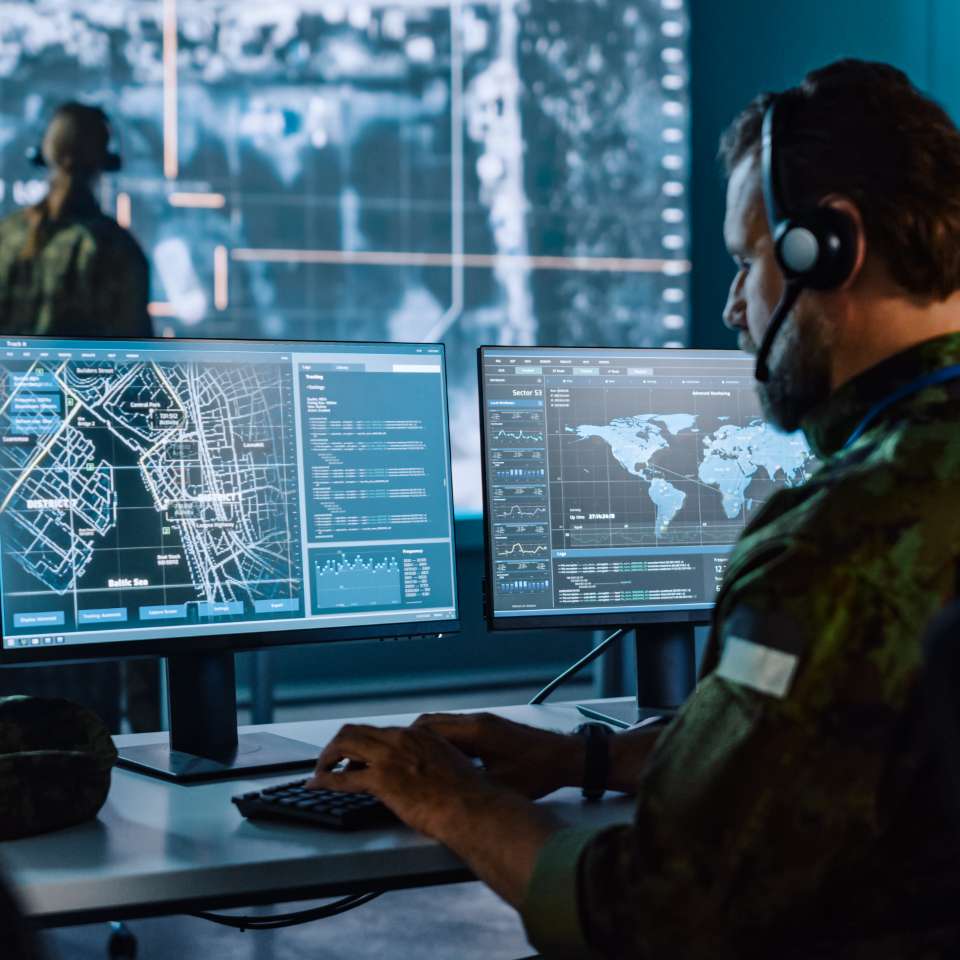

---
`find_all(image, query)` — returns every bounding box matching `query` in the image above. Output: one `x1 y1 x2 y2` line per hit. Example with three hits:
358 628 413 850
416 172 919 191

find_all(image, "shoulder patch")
716 636 798 698
715 605 807 700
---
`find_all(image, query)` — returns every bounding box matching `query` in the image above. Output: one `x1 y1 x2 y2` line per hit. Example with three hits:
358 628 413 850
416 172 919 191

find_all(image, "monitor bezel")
478 343 753 632
0 334 460 666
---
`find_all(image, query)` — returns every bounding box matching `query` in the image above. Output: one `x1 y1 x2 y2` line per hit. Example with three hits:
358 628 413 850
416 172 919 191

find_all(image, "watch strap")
575 722 611 801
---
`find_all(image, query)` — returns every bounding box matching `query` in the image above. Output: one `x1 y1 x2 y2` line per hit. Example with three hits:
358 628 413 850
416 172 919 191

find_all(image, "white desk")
1 700 638 927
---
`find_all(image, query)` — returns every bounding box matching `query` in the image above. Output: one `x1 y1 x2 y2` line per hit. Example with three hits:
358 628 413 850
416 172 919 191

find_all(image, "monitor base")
117 732 318 784
577 622 698 728
576 701 670 729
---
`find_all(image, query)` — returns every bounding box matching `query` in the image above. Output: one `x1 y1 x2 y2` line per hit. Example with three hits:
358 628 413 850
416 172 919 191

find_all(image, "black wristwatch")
575 722 612 801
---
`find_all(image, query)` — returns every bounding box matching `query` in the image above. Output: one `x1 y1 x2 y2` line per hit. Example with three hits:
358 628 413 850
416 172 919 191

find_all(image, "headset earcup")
774 207 858 290
774 221 820 276
25 147 120 173
806 206 858 289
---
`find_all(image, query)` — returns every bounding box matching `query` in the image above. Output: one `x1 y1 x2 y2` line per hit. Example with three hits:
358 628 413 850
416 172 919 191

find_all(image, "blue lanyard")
843 363 960 450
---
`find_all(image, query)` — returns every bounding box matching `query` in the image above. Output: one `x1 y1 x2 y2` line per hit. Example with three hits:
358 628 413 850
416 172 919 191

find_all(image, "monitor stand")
577 622 697 729
117 651 319 783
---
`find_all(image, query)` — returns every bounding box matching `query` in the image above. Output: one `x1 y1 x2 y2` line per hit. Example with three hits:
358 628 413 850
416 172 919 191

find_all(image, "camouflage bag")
0 695 117 841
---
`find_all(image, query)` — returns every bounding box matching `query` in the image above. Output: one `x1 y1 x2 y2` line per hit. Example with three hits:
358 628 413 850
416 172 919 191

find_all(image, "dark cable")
529 628 625 705
192 892 382 931
754 279 803 382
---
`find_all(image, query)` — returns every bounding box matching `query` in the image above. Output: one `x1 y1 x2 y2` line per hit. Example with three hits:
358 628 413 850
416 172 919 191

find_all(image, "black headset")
754 93 858 382
25 104 122 174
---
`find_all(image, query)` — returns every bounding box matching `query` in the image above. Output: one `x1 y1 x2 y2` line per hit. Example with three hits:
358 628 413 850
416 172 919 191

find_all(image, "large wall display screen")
0 1 690 510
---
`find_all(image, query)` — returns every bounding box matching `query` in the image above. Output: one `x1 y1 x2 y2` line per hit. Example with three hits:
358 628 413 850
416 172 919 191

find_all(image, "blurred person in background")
0 101 152 337
0 102 158 732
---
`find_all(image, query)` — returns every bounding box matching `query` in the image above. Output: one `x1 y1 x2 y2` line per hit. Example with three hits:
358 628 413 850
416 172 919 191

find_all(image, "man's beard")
749 299 833 432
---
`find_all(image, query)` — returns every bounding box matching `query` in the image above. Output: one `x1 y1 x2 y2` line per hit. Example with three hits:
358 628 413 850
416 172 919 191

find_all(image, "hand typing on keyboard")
303 717 569 909
411 712 582 799
305 723 500 840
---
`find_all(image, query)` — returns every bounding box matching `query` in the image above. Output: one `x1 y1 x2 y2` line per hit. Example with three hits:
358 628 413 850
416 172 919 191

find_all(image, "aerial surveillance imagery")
0 0 690 511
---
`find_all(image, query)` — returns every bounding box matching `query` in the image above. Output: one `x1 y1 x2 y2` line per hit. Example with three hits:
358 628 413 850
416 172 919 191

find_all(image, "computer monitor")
478 346 817 712
0 336 459 780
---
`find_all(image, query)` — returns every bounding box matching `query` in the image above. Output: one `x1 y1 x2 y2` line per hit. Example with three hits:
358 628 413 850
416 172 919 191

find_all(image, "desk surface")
1 700 638 926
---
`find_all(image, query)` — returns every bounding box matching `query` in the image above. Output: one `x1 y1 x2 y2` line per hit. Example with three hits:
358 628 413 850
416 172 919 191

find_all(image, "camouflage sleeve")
91 232 153 338
521 825 607 959
523 530 949 960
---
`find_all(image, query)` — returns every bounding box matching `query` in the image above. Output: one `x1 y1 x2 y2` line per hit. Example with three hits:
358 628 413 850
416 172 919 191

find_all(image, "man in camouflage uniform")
0 103 157 731
307 60 960 957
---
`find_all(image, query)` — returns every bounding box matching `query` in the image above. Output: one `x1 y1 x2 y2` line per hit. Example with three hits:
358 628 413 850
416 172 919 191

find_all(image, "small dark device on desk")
477 346 818 722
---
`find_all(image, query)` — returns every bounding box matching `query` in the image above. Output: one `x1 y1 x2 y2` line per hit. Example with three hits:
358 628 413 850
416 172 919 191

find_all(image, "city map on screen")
0 0 690 510
0 337 459 649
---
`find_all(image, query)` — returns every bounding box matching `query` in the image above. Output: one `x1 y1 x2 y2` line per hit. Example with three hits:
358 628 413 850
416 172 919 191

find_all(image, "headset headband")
26 104 122 173
761 94 789 232
754 91 857 382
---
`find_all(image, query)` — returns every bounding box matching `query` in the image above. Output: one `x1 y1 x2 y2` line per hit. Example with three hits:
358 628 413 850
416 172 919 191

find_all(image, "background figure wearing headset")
0 103 159 732
0 101 152 337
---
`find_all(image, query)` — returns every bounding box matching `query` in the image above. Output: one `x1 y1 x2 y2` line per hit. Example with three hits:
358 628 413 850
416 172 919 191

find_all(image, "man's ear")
822 195 867 290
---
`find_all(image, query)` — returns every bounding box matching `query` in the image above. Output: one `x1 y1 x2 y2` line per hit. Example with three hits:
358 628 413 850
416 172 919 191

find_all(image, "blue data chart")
307 541 455 617
313 552 403 612
496 578 550 595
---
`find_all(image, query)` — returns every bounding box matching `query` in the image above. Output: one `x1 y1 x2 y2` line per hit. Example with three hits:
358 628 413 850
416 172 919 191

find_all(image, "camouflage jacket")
0 695 117 840
0 189 152 338
522 333 960 959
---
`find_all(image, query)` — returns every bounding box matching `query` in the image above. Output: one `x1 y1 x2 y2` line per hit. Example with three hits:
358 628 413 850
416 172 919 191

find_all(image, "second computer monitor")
479 346 818 629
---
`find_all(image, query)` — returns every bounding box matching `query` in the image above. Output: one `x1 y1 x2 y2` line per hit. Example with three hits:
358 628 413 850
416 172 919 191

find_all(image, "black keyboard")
232 779 397 831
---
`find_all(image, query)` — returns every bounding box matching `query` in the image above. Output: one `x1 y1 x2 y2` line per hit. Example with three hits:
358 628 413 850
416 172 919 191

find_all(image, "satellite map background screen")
480 347 818 625
0 337 458 652
0 0 690 512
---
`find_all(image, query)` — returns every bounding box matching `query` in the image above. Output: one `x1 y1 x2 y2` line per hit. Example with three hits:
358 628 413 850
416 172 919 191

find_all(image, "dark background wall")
689 0 956 348
250 0 960 708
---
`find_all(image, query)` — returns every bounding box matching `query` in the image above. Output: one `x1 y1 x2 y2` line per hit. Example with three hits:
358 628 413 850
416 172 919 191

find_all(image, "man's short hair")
719 59 960 301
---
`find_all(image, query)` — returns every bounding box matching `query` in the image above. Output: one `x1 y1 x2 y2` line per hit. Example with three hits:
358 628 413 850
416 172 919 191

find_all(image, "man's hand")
412 712 582 799
308 719 565 907
306 723 498 839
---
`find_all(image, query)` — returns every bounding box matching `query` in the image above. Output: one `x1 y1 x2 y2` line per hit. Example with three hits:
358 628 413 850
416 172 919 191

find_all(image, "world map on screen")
571 415 817 537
